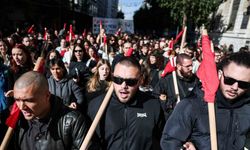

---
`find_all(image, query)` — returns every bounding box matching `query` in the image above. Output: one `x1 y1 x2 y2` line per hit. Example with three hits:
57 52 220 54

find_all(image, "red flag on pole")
63 23 67 30
174 29 184 44
27 25 34 34
196 35 219 103
43 27 48 40
103 35 107 45
115 28 121 36
5 103 20 129
161 57 176 77
82 29 86 38
126 48 134 57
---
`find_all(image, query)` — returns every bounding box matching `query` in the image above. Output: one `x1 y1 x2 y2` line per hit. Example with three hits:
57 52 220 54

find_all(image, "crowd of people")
0 25 249 150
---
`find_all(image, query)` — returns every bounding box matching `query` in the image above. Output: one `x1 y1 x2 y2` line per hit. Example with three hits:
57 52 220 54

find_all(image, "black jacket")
161 87 250 150
88 91 165 150
153 73 199 112
13 95 99 150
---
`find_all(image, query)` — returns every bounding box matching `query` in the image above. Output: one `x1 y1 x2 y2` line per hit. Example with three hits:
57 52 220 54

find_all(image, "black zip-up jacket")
88 91 165 150
161 87 250 150
13 95 99 150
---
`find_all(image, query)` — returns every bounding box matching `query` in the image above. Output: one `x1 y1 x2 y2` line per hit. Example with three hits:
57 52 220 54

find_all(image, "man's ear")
218 70 222 80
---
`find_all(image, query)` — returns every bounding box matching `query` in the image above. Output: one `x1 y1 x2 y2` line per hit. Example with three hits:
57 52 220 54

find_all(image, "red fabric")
6 103 20 129
115 28 121 36
60 49 67 57
63 23 67 30
169 40 174 49
103 35 107 44
174 29 184 44
196 35 219 103
27 25 34 34
126 48 134 57
69 25 75 41
43 28 47 40
161 57 176 77
82 29 86 38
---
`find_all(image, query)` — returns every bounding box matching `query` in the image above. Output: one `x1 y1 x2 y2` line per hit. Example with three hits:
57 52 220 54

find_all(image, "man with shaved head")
12 71 98 150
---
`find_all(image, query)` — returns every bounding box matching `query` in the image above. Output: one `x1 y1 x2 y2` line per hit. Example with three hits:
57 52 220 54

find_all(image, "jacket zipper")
225 109 233 150
123 105 128 150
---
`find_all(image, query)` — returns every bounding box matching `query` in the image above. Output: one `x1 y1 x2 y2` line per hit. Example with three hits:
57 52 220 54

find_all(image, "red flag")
82 29 86 38
103 35 107 45
173 29 184 44
43 27 47 40
196 35 219 103
126 48 134 57
169 40 174 50
161 57 176 77
27 25 34 34
63 23 67 30
6 103 20 129
115 28 121 36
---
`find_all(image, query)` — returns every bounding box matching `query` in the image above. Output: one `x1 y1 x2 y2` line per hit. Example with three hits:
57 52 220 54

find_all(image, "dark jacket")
47 76 84 106
69 61 89 87
88 91 165 150
13 95 99 150
161 87 250 150
153 73 199 113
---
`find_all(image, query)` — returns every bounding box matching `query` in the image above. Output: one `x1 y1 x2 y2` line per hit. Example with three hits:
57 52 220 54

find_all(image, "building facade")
211 0 250 51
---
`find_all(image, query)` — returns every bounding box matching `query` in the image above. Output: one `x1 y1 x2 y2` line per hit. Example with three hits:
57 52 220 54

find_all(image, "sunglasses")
222 72 250 89
112 76 139 86
74 50 83 53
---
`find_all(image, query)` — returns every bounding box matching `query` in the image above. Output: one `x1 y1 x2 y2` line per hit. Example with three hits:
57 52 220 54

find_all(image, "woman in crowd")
0 40 10 66
44 49 62 78
8 44 33 90
69 45 89 88
85 59 111 103
47 58 84 110
86 46 99 74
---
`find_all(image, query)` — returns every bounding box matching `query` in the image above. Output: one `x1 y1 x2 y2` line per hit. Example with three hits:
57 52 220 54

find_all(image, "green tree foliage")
157 0 222 27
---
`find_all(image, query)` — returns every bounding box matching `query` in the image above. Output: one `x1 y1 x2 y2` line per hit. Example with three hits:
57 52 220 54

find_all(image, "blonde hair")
87 59 112 92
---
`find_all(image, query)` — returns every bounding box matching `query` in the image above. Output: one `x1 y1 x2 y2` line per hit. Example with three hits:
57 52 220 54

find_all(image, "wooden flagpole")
80 84 114 150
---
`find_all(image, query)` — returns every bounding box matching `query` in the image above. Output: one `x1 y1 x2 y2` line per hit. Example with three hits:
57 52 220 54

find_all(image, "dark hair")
219 51 250 70
115 56 141 74
176 53 192 65
48 58 67 77
70 45 86 62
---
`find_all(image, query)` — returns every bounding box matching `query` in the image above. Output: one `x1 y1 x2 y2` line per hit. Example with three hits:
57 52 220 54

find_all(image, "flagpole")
180 26 187 52
80 84 114 150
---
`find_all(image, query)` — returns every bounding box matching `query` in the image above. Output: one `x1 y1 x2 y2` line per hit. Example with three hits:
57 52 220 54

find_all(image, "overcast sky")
118 0 144 20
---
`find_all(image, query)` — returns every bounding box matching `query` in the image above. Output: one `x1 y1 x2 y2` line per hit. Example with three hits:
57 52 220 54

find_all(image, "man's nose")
231 82 239 90
18 101 26 110
121 81 128 88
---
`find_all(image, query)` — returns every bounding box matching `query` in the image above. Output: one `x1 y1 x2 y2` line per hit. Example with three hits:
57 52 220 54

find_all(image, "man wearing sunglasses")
88 56 165 150
161 51 250 150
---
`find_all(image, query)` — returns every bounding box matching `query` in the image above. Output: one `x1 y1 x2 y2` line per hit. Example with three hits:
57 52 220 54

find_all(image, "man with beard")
153 53 199 119
88 56 165 150
161 51 250 150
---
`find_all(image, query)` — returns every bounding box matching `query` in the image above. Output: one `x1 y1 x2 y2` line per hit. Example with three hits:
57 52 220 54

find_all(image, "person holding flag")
153 53 199 119
160 30 250 150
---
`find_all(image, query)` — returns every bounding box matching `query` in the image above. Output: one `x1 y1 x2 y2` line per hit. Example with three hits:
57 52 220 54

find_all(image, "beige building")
211 0 250 51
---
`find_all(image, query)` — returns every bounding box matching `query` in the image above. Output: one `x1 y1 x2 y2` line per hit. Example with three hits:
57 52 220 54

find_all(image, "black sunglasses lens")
224 76 250 89
113 76 123 84
224 77 236 85
238 81 250 89
125 79 138 86
113 77 138 86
